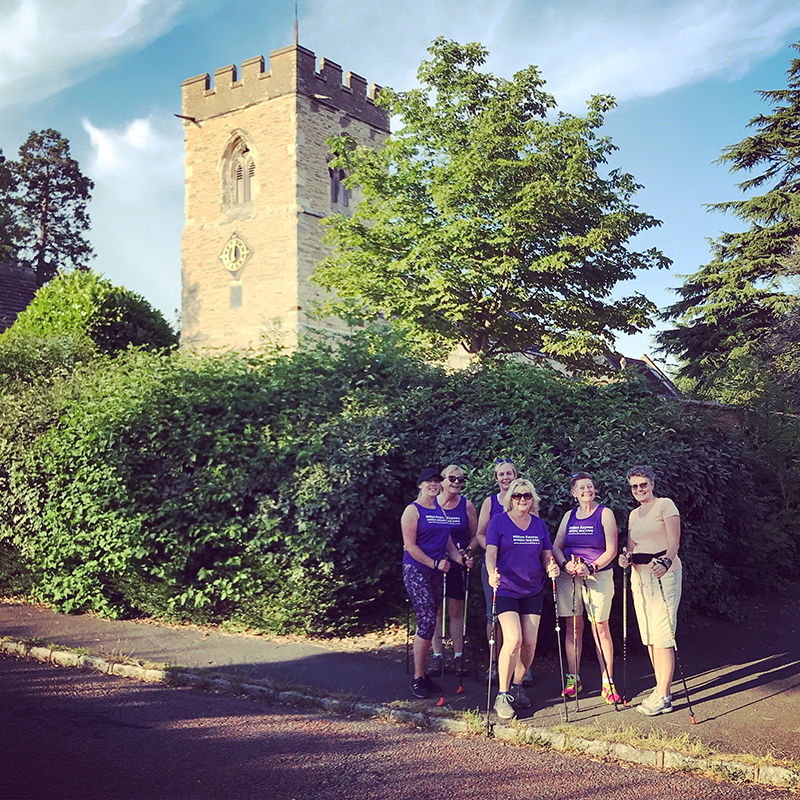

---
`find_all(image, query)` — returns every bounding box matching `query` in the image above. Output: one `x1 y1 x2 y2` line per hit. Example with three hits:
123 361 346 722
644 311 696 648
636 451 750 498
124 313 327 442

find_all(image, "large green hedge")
0 328 797 632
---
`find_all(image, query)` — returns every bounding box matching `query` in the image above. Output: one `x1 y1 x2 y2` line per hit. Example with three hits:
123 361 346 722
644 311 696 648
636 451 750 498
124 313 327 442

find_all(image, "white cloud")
300 0 800 109
0 0 189 110
82 113 184 323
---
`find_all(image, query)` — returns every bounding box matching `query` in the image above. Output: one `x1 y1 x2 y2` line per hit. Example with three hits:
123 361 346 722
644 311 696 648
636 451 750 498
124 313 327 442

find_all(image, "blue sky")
1 0 799 361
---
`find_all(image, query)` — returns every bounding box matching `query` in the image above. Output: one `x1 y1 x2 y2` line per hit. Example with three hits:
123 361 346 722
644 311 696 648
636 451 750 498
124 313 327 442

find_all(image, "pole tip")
691 716 697 724
436 696 445 706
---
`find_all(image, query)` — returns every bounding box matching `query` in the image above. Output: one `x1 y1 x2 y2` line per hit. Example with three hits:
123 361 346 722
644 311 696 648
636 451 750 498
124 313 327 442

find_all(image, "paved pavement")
1 593 799 765
2 656 795 800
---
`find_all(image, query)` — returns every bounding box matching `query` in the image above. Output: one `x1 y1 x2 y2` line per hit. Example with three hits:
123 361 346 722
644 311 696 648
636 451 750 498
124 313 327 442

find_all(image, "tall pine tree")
15 129 94 285
0 149 21 265
659 42 800 409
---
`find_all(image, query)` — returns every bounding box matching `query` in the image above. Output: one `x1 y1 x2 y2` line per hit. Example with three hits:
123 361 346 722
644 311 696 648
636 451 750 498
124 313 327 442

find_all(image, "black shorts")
495 591 544 617
445 564 467 600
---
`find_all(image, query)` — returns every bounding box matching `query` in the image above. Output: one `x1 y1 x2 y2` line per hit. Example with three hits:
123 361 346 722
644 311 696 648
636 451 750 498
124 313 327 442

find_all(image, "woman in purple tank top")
552 471 620 704
431 464 478 676
401 467 473 699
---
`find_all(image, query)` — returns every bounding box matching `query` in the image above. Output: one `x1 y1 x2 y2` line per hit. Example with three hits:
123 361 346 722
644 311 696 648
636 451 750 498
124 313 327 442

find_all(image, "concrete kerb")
2 637 798 791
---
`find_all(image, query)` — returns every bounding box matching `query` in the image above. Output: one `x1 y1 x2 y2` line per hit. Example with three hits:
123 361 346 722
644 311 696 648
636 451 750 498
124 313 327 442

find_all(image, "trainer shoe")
637 692 673 716
522 667 534 687
562 674 582 697
509 683 531 709
411 678 429 699
422 674 441 694
430 653 444 675
601 681 622 705
453 655 465 677
494 692 516 719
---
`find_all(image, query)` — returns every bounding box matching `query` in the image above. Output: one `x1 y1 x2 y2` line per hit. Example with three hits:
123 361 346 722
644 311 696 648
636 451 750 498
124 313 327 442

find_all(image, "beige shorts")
631 568 682 648
555 569 614 622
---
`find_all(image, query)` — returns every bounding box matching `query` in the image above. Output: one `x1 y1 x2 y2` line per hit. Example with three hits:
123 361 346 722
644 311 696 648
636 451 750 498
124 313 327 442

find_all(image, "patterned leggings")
403 562 444 641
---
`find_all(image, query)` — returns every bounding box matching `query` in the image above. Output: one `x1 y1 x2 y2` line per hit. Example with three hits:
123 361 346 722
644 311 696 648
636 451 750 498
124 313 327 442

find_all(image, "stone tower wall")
180 45 389 350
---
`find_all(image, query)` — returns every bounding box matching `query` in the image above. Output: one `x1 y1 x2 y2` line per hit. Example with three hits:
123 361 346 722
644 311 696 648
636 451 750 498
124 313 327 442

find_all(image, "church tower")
179 43 389 349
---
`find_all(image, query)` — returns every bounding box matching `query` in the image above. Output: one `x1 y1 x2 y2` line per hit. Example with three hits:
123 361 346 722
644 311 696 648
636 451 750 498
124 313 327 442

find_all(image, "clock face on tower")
219 233 251 275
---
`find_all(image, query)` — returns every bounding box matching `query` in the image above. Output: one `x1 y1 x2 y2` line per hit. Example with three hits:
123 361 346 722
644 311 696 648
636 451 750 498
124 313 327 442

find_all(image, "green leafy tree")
314 38 669 366
14 129 94 285
0 149 21 264
659 42 800 409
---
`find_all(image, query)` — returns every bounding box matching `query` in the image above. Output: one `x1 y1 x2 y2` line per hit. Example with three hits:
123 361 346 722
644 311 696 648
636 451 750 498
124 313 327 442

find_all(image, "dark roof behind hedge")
0 263 37 332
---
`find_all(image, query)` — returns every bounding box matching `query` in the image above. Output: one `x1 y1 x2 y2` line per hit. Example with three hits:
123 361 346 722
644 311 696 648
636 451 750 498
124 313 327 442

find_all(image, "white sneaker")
637 693 673 716
494 692 516 719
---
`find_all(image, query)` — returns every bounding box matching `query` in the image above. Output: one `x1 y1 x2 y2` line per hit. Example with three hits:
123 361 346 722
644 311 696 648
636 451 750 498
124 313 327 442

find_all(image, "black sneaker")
411 678 429 699
422 674 441 693
453 655 464 677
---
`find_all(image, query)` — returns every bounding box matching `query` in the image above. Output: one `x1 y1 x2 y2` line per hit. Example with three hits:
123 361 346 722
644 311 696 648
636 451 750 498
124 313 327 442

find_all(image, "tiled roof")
0 262 37 332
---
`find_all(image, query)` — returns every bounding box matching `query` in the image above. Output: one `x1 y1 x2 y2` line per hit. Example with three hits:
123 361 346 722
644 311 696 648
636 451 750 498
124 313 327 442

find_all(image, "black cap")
417 467 443 485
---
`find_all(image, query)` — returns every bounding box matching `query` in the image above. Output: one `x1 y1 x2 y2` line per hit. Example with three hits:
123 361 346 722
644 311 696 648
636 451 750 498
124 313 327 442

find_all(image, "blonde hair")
441 464 463 478
494 459 517 478
503 478 541 515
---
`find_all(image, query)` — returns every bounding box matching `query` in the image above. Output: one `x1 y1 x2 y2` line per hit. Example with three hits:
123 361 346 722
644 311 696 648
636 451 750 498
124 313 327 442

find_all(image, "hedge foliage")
0 328 798 633
7 269 177 359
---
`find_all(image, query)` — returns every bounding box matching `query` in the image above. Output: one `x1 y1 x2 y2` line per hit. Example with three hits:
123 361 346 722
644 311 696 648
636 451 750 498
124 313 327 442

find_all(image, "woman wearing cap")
476 458 518 683
618 465 682 716
485 477 559 719
552 471 620 704
402 467 473 699
431 464 478 677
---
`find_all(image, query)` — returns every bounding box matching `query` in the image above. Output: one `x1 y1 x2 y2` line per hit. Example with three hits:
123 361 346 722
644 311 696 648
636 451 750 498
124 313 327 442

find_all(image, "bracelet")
560 560 568 571
587 562 597 575
433 559 440 571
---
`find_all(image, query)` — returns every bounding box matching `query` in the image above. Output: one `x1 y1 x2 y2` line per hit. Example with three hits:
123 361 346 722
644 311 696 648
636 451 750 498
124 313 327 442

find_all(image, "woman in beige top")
618 465 682 716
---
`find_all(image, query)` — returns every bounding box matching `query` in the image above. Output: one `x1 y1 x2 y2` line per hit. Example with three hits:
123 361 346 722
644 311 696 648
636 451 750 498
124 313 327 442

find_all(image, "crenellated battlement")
181 44 389 131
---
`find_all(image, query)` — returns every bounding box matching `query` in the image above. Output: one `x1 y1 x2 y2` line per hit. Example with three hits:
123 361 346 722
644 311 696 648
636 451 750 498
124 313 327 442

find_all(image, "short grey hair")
626 465 656 484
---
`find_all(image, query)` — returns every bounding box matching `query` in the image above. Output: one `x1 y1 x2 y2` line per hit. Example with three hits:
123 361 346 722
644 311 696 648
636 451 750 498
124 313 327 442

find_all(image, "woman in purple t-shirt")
485 478 559 720
553 471 620 704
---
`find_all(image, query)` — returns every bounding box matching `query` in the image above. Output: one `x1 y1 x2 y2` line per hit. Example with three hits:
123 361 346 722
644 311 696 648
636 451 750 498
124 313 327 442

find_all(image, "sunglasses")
446 476 466 484
630 482 649 490
495 458 515 465
511 492 533 500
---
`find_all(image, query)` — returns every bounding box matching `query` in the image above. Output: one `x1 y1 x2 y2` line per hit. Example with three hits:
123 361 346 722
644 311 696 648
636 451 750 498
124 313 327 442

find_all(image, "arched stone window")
222 133 256 207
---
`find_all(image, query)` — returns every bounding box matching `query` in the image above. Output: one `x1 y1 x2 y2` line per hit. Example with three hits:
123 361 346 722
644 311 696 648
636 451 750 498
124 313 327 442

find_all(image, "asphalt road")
0 656 793 800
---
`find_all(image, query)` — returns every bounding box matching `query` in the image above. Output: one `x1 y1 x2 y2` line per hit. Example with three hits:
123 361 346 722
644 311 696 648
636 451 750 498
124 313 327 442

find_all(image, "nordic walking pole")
405 597 410 675
550 558 568 722
436 571 447 706
622 554 628 706
581 572 619 711
571 555 580 714
485 585 497 738
457 560 469 694
658 575 697 724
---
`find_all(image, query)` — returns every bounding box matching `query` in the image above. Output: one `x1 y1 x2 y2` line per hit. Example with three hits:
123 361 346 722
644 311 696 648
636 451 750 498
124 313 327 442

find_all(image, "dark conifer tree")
659 41 800 409
14 129 94 285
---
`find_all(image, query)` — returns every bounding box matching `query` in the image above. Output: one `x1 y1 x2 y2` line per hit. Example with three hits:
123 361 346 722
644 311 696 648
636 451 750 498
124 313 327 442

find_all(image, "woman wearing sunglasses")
476 458 518 683
431 464 478 676
552 471 620 704
618 465 682 716
485 478 560 719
